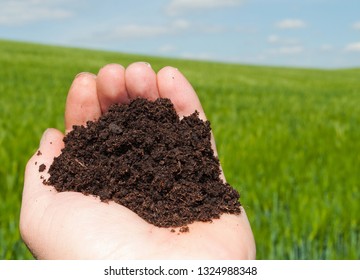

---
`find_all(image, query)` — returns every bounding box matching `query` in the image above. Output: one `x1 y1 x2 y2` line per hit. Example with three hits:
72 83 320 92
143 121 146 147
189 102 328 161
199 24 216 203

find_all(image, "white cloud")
267 34 299 45
267 35 280 44
181 51 215 61
278 46 304 54
171 19 191 30
199 24 226 33
158 44 177 53
345 42 360 52
166 0 244 15
276 19 306 29
0 0 73 25
173 18 224 34
94 20 191 41
320 44 333 51
353 21 360 30
105 18 223 41
268 46 304 55
104 25 169 40
235 26 258 34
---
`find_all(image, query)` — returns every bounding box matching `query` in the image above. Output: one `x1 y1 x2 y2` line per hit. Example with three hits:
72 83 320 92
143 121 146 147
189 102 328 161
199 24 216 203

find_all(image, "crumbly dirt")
38 164 46 172
45 98 241 227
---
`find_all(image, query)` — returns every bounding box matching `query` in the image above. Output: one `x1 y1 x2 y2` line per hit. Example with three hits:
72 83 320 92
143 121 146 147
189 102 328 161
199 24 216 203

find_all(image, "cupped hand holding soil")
20 62 255 259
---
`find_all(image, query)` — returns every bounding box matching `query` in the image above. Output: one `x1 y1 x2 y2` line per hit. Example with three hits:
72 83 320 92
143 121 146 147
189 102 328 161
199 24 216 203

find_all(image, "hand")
20 62 256 259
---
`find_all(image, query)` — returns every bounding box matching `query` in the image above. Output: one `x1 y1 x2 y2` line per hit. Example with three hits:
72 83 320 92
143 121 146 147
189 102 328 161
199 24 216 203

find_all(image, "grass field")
0 39 359 259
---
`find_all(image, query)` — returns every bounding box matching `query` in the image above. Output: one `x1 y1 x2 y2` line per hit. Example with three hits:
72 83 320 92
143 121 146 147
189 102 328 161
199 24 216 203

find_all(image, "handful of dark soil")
46 98 241 227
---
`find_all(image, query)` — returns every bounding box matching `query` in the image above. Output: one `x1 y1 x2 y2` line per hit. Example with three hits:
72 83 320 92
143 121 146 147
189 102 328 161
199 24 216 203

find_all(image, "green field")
0 39 359 259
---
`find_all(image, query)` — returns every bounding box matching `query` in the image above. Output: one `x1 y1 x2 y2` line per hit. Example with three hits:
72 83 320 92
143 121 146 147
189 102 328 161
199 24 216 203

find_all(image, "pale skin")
20 62 256 259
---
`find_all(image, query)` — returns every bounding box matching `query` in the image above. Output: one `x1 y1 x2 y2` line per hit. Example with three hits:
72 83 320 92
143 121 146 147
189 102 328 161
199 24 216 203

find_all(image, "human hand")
20 62 256 259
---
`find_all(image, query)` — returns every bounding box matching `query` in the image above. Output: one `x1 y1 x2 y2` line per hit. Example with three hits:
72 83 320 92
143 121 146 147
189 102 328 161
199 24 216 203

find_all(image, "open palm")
20 63 255 259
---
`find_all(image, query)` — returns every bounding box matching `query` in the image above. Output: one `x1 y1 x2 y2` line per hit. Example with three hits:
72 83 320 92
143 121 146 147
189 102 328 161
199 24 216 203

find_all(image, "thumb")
20 128 64 258
22 128 64 201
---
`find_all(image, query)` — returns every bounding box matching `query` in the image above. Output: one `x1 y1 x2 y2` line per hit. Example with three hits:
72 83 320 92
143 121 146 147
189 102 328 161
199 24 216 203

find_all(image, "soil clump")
45 98 241 227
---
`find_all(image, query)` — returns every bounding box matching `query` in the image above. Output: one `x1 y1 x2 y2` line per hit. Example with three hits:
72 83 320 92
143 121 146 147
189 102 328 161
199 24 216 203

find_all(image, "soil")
38 164 46 172
45 98 241 227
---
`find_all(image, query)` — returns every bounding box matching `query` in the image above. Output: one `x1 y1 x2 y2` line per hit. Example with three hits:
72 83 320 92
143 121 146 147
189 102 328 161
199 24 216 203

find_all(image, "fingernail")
142 62 152 68
99 64 125 73
40 128 51 146
108 63 125 69
75 72 96 79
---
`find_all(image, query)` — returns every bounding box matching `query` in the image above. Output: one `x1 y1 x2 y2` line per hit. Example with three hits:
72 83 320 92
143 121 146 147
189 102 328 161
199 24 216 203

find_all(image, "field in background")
0 40 359 259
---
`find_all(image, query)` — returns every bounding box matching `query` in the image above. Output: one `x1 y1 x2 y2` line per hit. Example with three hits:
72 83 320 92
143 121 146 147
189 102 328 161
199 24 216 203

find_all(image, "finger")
157 66 224 179
156 66 206 120
125 62 159 101
65 72 101 133
20 128 64 257
22 128 64 201
97 64 129 113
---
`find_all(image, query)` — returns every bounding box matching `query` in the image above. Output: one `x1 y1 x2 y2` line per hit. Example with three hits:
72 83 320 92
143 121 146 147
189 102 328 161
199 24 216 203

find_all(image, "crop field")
0 39 359 259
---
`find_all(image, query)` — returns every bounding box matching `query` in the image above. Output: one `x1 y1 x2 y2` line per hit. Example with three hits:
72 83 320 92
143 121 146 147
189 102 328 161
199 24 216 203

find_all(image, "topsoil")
45 98 241 228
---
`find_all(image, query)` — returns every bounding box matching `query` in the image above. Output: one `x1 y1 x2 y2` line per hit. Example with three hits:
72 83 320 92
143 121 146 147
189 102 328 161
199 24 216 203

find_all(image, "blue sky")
0 0 360 68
